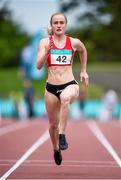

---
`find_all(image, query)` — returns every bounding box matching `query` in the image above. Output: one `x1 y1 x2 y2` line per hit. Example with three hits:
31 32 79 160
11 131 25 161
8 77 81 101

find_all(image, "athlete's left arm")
72 38 89 86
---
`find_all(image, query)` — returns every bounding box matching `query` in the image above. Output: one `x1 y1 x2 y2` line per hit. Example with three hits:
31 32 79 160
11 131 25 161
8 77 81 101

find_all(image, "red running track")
0 118 121 180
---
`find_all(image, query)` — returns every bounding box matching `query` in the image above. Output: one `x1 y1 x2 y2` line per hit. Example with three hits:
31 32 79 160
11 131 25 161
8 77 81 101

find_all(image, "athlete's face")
51 15 67 36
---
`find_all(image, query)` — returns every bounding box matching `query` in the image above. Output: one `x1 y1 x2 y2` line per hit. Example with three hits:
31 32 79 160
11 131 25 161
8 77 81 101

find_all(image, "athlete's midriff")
47 65 75 85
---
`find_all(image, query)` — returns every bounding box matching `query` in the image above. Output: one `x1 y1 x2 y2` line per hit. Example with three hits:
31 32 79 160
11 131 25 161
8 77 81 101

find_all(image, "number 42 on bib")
50 49 72 65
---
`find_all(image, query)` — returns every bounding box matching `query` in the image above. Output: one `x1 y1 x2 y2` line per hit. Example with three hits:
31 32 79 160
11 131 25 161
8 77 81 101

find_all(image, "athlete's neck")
53 34 66 42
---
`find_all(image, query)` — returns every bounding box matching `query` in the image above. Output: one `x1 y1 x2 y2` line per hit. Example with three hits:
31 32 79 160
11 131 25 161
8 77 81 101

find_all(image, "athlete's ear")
47 27 53 35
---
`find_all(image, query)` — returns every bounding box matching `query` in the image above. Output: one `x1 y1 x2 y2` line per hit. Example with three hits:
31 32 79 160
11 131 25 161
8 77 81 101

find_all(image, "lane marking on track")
0 159 116 164
7 179 117 180
0 163 118 168
87 121 121 168
0 121 39 136
0 130 49 180
0 160 118 168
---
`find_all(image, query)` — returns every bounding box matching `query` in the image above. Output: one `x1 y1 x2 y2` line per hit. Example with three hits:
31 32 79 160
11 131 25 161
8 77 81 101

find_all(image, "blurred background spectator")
78 88 86 117
99 89 118 122
23 79 34 119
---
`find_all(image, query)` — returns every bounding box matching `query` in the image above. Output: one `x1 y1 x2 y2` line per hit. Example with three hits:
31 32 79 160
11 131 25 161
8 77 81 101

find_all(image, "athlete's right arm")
36 38 49 69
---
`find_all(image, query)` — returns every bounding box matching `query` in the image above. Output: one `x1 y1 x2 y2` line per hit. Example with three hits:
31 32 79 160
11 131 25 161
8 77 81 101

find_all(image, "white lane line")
0 159 116 164
0 163 118 168
0 121 39 136
0 130 49 180
88 121 121 168
0 160 117 168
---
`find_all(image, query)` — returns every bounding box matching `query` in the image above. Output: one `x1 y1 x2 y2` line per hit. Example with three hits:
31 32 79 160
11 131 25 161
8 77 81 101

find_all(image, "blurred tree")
59 0 121 62
95 0 121 62
59 0 112 28
0 0 30 68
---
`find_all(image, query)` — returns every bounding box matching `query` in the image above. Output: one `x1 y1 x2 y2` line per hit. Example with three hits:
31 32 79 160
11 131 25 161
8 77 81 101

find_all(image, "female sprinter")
36 12 89 165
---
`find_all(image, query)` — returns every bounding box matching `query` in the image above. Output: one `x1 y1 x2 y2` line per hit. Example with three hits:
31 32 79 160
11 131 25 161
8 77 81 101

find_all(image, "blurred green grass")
0 68 23 97
0 62 121 99
74 61 121 71
0 68 46 98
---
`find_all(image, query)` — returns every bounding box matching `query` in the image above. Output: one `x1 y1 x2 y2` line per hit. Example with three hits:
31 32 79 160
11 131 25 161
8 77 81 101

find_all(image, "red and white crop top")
47 35 74 66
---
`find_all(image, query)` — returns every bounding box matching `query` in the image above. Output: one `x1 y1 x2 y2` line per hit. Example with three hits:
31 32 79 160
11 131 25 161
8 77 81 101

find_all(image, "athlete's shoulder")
66 35 80 45
39 37 49 45
69 37 84 50
38 37 50 49
70 37 82 44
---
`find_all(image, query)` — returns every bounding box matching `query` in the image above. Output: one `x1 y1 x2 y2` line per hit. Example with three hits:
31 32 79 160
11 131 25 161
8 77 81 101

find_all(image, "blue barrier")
0 99 16 117
0 98 120 119
33 99 46 117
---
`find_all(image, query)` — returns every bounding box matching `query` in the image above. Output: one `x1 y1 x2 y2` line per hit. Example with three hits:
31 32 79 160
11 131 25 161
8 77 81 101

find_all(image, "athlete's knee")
49 121 58 130
60 95 71 106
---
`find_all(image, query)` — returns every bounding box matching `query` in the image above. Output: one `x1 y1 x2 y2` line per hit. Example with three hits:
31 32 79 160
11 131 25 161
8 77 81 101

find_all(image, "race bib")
50 49 72 65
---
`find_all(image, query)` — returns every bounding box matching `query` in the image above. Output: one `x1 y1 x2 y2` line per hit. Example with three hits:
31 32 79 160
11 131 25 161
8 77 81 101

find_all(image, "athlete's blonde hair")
50 12 67 26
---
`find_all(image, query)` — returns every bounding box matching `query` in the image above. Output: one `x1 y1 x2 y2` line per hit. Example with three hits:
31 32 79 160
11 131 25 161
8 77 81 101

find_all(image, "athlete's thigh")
45 90 60 123
60 84 79 103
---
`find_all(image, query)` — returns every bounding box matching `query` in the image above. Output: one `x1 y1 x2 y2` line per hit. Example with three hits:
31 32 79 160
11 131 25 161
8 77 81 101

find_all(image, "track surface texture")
0 118 121 180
